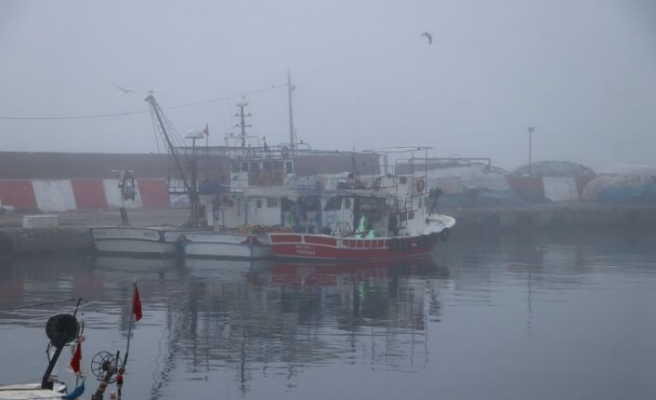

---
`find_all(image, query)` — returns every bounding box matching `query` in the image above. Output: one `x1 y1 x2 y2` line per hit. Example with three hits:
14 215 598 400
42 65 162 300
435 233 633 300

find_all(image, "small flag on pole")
203 123 209 136
70 342 82 373
132 283 142 321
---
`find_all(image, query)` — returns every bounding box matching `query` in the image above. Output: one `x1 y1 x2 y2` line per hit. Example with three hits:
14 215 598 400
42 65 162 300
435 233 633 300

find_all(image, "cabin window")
264 161 273 171
408 212 415 220
418 198 423 208
286 161 293 174
241 162 249 172
275 161 284 171
400 212 407 222
251 161 260 171
256 199 262 208
231 161 240 172
344 198 351 209
267 198 279 208
324 196 342 211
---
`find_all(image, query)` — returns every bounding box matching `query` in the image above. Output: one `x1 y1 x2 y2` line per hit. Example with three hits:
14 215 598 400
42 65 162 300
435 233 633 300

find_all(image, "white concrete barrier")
23 214 59 229
33 180 77 212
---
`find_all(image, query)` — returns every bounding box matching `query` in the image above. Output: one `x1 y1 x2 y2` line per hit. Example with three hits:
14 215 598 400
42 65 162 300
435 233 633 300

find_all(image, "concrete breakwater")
1 204 655 256
444 203 656 232
0 227 93 256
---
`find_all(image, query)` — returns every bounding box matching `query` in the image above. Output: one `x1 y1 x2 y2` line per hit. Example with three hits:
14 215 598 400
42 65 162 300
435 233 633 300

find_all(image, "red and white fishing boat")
269 147 456 261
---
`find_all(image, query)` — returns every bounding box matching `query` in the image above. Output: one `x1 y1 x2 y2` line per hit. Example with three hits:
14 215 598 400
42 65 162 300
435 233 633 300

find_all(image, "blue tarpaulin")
598 183 656 203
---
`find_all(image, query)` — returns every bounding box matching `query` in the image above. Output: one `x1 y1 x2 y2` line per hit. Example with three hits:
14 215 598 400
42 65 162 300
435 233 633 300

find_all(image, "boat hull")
182 233 273 259
269 232 443 261
91 226 186 256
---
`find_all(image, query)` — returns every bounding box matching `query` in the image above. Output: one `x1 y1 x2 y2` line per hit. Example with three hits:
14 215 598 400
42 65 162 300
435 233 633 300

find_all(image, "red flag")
70 342 82 373
202 123 209 136
132 284 142 321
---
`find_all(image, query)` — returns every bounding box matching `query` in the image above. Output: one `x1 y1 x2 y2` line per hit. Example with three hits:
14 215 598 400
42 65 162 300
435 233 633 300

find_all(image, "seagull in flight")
115 85 135 94
421 32 433 45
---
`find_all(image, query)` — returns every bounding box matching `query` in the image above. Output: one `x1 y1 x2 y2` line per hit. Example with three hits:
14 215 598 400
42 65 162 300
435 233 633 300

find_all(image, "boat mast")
287 70 296 151
235 97 252 147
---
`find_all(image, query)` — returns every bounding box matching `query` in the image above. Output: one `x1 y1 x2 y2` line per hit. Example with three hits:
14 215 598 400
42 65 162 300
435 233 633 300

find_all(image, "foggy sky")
1 0 655 171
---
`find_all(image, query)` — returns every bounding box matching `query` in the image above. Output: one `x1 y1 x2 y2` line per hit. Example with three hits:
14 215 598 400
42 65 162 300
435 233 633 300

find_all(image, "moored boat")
180 97 308 259
91 225 186 256
269 147 456 261
268 219 453 261
182 231 273 259
0 292 142 400
91 94 209 257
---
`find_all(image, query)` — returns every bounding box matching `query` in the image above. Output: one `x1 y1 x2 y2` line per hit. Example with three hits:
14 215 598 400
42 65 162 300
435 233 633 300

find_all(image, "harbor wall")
0 176 623 213
0 179 172 212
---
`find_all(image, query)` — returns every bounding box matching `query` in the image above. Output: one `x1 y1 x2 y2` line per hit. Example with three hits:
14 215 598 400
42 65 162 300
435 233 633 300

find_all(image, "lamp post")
528 127 535 177
185 130 205 227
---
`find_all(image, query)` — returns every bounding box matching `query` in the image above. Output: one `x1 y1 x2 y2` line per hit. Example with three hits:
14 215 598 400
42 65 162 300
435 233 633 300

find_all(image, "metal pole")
190 139 198 227
123 281 136 367
528 127 535 177
287 70 295 150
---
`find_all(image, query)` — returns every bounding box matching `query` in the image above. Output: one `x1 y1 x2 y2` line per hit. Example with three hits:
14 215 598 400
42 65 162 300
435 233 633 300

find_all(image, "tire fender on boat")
441 228 450 241
0 235 13 259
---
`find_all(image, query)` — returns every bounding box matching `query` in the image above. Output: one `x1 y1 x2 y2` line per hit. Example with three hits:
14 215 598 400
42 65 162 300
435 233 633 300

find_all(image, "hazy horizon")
1 0 655 171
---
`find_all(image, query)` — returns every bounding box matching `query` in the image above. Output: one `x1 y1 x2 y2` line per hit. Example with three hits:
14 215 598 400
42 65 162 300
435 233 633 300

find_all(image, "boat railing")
331 222 353 237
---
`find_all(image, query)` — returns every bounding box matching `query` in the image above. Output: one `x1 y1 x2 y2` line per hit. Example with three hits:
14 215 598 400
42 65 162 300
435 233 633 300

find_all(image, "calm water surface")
1 229 655 400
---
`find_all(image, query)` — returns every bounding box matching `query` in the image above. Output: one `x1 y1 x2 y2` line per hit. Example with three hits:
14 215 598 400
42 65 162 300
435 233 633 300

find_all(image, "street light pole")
185 130 205 228
528 127 535 177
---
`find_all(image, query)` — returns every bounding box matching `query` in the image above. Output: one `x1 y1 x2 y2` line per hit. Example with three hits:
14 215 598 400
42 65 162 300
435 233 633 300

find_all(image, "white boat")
182 184 300 260
180 98 303 260
91 93 209 257
0 298 137 400
182 231 273 259
0 382 67 400
91 225 186 256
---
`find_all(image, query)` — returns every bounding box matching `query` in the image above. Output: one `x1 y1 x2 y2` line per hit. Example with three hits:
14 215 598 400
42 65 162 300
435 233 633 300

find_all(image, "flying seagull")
421 32 433 45
115 85 135 94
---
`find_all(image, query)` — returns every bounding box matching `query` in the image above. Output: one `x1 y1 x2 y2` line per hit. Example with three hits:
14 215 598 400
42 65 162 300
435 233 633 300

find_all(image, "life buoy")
281 146 290 159
416 179 425 193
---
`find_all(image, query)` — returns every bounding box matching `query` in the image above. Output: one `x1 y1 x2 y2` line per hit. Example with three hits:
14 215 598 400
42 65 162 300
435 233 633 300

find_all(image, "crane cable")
0 84 286 121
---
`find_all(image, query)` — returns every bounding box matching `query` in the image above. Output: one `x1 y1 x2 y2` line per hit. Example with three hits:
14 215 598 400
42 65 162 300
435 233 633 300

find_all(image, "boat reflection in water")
150 256 450 397
92 255 181 278
183 257 273 281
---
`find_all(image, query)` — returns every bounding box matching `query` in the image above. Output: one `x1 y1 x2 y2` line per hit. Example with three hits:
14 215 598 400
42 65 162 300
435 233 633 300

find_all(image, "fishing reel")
90 351 124 383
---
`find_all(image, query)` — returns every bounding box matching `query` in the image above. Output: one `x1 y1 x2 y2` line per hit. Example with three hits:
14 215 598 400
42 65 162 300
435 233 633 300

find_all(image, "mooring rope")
0 298 80 312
